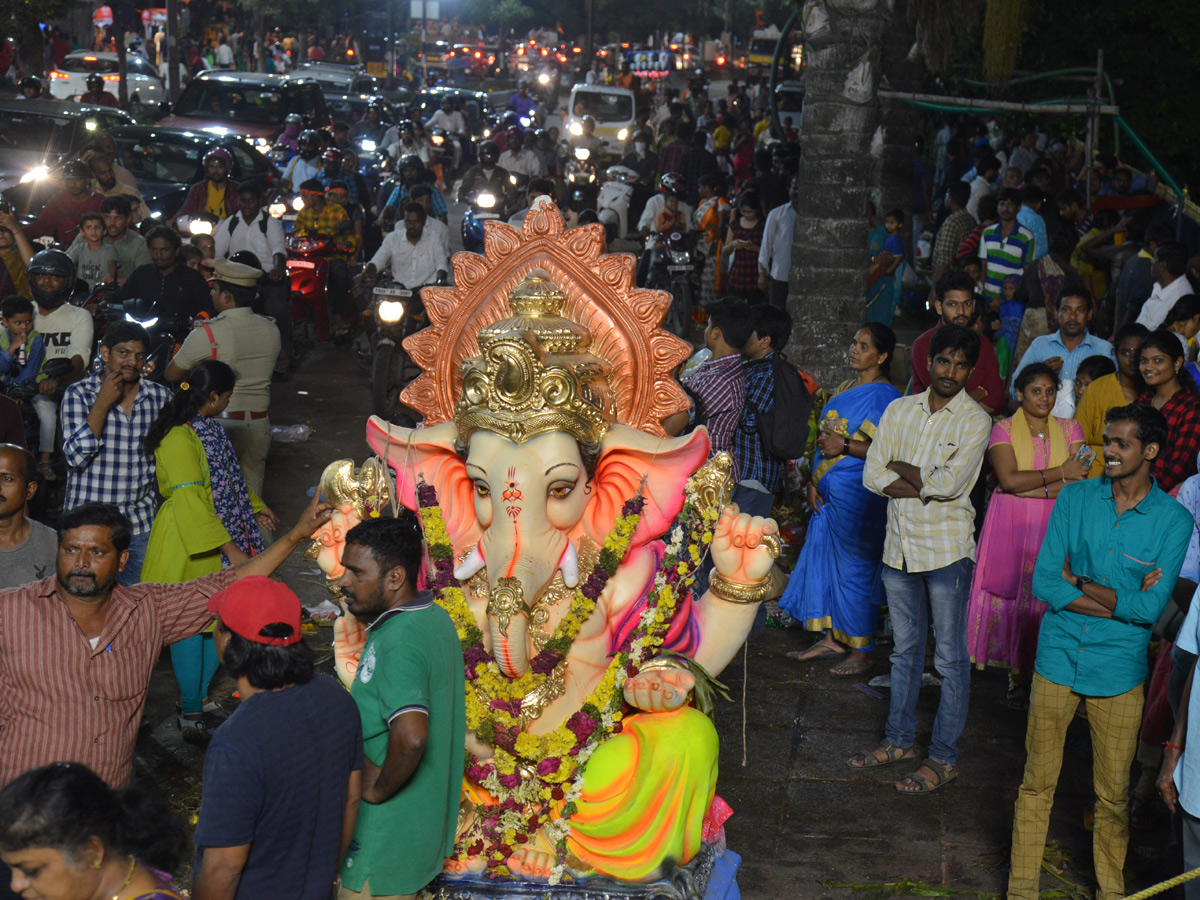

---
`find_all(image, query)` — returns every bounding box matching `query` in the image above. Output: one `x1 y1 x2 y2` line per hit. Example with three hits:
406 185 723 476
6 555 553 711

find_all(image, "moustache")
68 570 96 580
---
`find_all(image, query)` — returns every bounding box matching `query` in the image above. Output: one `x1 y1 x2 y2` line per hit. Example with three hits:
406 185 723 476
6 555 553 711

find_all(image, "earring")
91 858 102 870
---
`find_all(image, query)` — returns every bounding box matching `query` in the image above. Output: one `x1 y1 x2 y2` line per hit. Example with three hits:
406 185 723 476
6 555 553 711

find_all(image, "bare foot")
507 847 556 880
444 855 487 877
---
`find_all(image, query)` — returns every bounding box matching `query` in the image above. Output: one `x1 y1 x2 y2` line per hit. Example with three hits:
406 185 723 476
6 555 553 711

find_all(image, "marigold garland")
414 477 718 884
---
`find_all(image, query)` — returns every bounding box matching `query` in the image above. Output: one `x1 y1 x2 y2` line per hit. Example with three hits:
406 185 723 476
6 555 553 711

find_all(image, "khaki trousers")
217 415 271 499
1007 673 1144 900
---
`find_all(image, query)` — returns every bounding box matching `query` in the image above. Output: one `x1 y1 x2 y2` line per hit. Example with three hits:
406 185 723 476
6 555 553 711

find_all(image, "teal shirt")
1032 477 1192 696
340 593 466 895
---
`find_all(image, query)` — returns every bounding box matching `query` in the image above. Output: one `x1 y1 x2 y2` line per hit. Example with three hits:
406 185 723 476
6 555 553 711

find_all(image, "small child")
67 213 117 291
0 295 49 474
1074 354 1117 404
883 208 905 258
994 274 1025 377
656 193 686 234
189 233 215 279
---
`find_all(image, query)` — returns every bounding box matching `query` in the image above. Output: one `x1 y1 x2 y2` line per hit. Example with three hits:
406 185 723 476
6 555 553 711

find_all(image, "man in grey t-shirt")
0 445 57 589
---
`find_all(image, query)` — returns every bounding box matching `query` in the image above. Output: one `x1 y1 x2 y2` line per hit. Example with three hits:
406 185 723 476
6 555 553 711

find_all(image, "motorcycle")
362 279 435 422
562 147 598 212
1 357 72 453
175 213 220 238
90 295 201 383
286 233 357 344
643 230 700 338
428 127 454 186
461 187 504 254
596 164 642 240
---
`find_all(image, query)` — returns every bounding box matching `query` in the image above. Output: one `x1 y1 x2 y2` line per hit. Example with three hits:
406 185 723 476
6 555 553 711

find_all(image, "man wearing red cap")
335 516 465 900
192 577 363 900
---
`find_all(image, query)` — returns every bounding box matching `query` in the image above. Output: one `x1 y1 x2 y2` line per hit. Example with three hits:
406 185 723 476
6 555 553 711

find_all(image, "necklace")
110 856 136 900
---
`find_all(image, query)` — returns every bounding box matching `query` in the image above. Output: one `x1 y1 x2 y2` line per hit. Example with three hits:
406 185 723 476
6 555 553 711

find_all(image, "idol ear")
576 423 711 547
366 417 481 550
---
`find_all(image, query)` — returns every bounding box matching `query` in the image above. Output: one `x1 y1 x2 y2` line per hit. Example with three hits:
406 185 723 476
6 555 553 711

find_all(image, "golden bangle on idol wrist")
709 571 772 604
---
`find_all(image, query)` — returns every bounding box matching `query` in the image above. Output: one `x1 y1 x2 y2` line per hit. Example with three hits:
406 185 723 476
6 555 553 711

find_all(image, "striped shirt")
863 388 991 573
0 569 236 788
979 221 1036 300
61 372 172 534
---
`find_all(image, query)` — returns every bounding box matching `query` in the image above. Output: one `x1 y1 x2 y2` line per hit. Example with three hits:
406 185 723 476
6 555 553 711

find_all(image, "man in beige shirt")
849 324 991 795
165 259 280 497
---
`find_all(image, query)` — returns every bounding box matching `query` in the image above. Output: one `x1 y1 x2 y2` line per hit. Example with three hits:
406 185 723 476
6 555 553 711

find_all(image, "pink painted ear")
366 417 481 550
577 423 711 548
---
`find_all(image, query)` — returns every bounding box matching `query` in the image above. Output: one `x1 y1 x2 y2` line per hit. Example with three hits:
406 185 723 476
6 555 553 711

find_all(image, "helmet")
501 111 520 130
284 113 303 126
658 173 685 197
27 249 76 309
298 129 320 153
85 73 104 91
19 75 42 95
321 148 342 163
63 160 91 179
397 154 422 173
478 140 499 164
397 119 414 135
505 125 523 148
533 128 547 141
367 97 387 111
203 147 233 167
229 250 262 270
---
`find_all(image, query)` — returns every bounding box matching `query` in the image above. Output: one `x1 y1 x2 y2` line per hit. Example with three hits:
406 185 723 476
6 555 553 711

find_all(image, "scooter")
596 164 641 240
643 230 700 337
286 233 356 343
461 187 504 254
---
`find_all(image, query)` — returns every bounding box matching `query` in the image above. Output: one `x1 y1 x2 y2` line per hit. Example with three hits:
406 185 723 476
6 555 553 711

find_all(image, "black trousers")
769 278 788 309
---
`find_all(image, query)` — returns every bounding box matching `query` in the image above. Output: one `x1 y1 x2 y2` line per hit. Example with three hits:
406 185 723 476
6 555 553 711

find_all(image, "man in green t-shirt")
336 516 465 900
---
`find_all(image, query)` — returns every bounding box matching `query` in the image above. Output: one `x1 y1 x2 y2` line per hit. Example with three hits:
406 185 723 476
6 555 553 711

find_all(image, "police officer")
164 259 280 498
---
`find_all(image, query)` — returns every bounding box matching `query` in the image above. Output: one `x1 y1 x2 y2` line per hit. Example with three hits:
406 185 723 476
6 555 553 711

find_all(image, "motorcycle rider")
358 202 448 297
293 179 356 337
318 148 360 210
507 177 555 228
385 156 447 224
79 72 119 107
171 147 239 227
569 115 605 161
89 153 148 223
620 129 659 187
533 128 558 180
385 120 429 165
456 140 513 213
637 173 693 235
276 112 303 156
498 127 546 179
506 82 538 125
424 95 468 172
282 129 322 193
114 225 214 320
25 160 102 245
18 76 46 101
349 98 389 146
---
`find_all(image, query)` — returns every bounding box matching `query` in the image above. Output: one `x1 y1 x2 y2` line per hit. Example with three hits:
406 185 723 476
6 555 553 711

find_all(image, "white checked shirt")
758 203 796 281
368 229 449 288
61 372 172 533
863 388 991 573
213 210 286 272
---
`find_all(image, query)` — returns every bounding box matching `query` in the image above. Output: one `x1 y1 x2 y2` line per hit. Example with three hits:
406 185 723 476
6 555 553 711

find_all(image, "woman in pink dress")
966 362 1089 708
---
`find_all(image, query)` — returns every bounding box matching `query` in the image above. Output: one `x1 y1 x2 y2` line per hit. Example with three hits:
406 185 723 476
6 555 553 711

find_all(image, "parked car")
156 71 330 149
0 98 133 193
47 50 167 104
293 61 380 95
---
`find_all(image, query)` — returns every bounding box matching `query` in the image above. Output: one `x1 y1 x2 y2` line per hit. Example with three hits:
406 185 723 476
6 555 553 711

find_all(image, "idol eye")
474 482 491 498
549 483 574 499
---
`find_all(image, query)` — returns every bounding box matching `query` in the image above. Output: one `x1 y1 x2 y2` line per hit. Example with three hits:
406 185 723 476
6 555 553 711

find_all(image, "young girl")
994 274 1024 378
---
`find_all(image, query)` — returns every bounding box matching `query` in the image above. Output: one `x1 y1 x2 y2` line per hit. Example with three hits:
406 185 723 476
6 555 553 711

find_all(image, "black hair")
1105 402 1169 452
299 178 324 193
1056 284 1094 312
179 244 203 265
860 321 896 380
1014 361 1058 394
885 208 904 224
976 194 999 222
57 503 131 553
705 298 754 350
78 212 105 230
402 201 427 221
997 187 1022 204
698 173 726 196
144 360 236 454
101 321 150 352
0 443 36 481
947 181 970 208
1155 241 1189 279
144 225 181 250
1019 184 1045 206
1076 355 1117 382
1056 187 1085 209
236 181 263 200
1092 208 1121 230
978 155 1000 175
1165 295 1200 329
99 195 132 217
1140 329 1189 384
576 209 600 225
0 764 186 873
1 295 33 320
749 304 793 353
408 183 432 200
528 177 554 197
217 623 314 690
1113 322 1151 346
215 280 256 308
928 323 981 367
344 512 423 584
737 191 763 217
934 269 977 305
1145 221 1175 248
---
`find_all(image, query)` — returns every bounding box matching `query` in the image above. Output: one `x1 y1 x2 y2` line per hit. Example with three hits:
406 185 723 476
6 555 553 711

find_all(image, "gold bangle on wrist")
709 571 771 604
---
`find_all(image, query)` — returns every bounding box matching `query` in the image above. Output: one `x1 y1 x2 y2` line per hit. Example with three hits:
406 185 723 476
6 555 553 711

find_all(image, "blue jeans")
117 530 151 586
881 558 973 766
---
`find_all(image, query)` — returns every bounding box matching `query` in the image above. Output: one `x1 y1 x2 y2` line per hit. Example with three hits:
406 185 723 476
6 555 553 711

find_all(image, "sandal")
831 656 872 677
1007 684 1030 710
896 758 957 794
847 740 919 770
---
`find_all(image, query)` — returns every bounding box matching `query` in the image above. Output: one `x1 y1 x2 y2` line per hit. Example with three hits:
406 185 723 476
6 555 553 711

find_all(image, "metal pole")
386 0 395 88
421 0 428 86
767 8 798 139
584 0 594 77
166 0 180 101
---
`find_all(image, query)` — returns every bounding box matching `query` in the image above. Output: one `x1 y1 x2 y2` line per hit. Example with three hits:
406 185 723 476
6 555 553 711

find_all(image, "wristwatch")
1074 574 1093 591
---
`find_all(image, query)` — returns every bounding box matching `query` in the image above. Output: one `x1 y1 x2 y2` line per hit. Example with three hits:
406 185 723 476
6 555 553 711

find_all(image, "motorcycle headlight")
477 192 497 209
19 165 49 184
574 147 590 161
377 300 405 323
189 219 212 235
519 116 531 127
569 121 583 136
125 313 159 328
268 201 287 218
509 174 518 185
360 139 376 153
432 134 444 145
537 72 550 85
617 128 628 141
254 138 272 152
292 196 304 211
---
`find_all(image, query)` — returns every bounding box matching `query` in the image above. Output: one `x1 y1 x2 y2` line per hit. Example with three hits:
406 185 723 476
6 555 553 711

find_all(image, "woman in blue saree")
781 323 900 676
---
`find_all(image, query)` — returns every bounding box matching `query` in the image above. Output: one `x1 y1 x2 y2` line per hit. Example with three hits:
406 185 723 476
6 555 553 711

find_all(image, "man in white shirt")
966 154 1000 221
498 131 548 179
282 131 322 193
425 97 468 171
360 203 449 290
214 35 235 69
1135 241 1194 331
408 185 450 261
758 177 799 308
213 183 291 373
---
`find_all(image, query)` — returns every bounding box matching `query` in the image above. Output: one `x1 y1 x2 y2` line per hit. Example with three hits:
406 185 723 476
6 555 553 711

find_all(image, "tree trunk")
116 32 129 108
787 0 891 390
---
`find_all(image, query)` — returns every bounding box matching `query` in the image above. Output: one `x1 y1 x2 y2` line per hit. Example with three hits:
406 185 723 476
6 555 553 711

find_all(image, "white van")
565 84 636 162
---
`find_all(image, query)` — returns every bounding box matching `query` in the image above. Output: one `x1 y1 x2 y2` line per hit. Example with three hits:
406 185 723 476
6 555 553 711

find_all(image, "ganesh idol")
324 202 780 888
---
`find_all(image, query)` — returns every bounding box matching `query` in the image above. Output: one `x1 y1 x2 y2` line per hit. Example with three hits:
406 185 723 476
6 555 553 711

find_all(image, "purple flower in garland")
498 773 522 790
530 647 562 675
490 698 523 718
537 757 561 776
464 645 491 669
417 483 437 507
565 711 598 742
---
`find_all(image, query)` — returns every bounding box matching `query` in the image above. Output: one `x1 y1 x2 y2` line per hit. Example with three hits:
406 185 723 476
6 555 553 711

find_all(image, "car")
407 86 497 140
47 50 167 105
0 98 134 193
156 71 331 150
565 84 636 161
293 62 380 95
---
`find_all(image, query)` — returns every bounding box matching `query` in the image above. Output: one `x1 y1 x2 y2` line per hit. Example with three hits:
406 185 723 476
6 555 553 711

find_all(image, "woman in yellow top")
1073 323 1147 477
142 360 278 743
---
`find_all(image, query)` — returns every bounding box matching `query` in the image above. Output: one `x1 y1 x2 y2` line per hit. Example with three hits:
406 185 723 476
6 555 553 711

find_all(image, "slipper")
831 657 872 677
896 758 956 794
786 643 846 663
846 740 919 770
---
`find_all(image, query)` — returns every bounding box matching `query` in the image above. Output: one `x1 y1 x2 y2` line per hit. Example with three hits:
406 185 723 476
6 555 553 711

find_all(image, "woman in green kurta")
142 360 279 743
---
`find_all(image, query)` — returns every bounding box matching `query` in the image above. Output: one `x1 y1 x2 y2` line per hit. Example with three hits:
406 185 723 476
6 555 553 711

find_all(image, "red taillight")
346 48 355 57
102 74 119 82
474 51 481 58
572 47 580 53
49 71 70 79
83 55 98 61
716 56 726 65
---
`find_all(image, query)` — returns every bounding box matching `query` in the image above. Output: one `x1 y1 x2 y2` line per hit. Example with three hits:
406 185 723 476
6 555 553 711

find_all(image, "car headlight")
292 196 304 211
574 147 590 161
268 201 287 218
360 139 376 152
483 127 491 137
125 313 159 328
19 165 49 184
189 219 212 235
617 128 628 141
569 121 583 136
377 300 405 323
477 192 496 209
